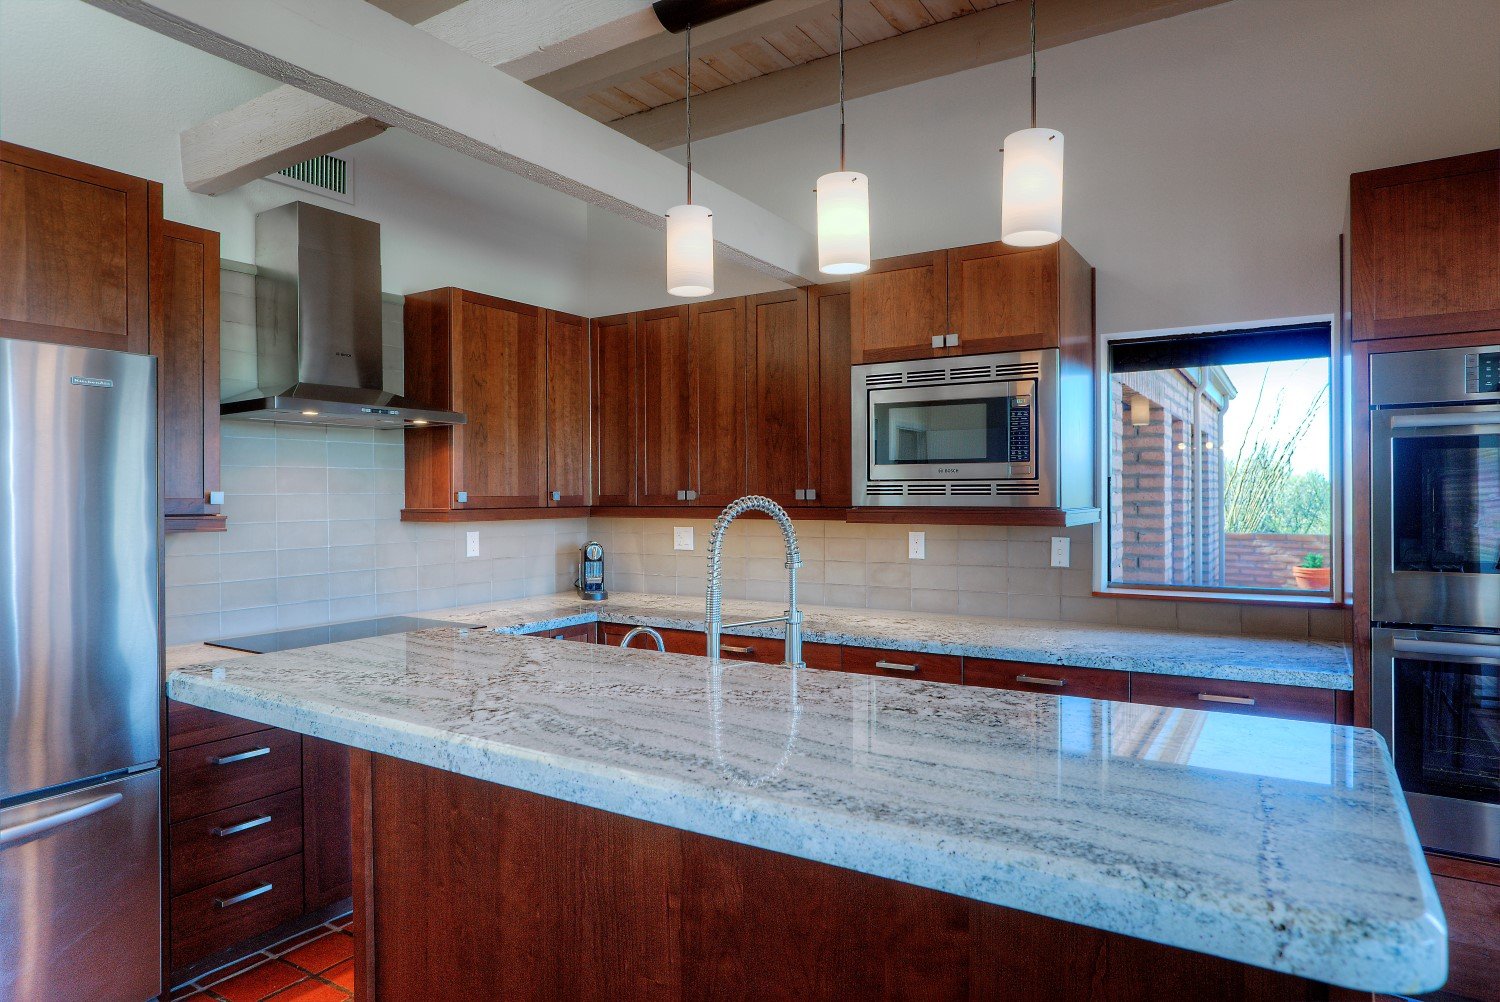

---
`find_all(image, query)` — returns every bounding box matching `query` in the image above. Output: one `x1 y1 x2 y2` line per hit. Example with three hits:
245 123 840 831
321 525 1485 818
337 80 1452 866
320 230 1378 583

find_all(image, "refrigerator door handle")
0 792 123 845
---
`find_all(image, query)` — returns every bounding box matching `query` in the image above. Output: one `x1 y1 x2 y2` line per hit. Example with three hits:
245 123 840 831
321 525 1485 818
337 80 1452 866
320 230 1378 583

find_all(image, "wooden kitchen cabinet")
151 204 224 531
964 658 1130 702
1349 149 1500 341
592 313 637 506
0 142 152 354
747 289 812 506
301 737 353 912
546 309 591 507
1425 853 1500 1002
1128 672 1337 723
849 250 948 363
809 282 853 507
690 296 750 507
637 305 695 505
841 645 963 684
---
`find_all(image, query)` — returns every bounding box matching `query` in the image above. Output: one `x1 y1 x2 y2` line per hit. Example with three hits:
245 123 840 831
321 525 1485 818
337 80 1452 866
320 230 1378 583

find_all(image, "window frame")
1092 315 1348 606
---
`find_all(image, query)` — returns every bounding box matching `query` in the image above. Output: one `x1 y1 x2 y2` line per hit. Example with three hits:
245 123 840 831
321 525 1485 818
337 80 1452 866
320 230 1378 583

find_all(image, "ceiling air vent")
269 154 355 204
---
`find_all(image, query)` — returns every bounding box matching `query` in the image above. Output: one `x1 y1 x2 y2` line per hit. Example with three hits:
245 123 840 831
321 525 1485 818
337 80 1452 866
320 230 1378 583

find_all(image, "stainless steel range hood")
221 201 464 428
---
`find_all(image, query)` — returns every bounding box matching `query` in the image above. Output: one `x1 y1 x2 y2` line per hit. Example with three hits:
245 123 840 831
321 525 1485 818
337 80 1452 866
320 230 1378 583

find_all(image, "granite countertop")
168 627 1441 994
457 592 1352 690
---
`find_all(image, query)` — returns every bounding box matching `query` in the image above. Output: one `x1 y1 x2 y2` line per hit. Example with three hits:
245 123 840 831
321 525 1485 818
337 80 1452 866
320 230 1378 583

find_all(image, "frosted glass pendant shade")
666 204 714 297
1000 127 1064 247
816 171 870 275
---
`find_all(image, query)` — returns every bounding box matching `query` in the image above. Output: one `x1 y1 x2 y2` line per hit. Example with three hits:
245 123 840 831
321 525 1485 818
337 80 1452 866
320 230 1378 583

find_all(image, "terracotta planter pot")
1292 566 1331 591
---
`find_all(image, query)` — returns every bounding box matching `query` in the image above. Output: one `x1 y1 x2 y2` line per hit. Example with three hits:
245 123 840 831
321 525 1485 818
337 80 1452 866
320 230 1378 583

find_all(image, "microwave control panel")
1466 352 1500 394
1008 396 1032 463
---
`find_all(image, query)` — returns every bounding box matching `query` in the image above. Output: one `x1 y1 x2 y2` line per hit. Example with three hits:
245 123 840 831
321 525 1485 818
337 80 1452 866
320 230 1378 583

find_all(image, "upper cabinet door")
809 283 853 508
453 292 547 508
690 297 749 507
849 250 947 364
0 142 151 354
637 305 693 506
545 310 590 507
151 212 222 525
1351 150 1500 341
592 314 636 507
946 241 1059 354
748 290 810 507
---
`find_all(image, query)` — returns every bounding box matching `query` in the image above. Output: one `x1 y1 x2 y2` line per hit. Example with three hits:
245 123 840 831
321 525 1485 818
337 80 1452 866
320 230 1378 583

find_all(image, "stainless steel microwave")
851 349 1093 508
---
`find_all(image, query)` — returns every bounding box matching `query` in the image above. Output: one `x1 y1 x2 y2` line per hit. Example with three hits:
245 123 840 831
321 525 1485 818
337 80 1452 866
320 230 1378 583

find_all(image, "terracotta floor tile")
210 959 304 1002
282 931 354 975
266 981 346 1002
322 958 354 991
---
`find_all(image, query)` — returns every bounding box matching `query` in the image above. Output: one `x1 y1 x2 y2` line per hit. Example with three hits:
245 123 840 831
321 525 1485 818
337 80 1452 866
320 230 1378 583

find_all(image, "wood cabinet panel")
169 788 303 896
1427 863 1500 1002
747 289 810 506
168 699 273 751
841 645 963 684
690 297 749 507
1351 150 1500 340
809 283 853 507
171 854 305 973
849 250 947 363
546 310 590 506
602 622 705 655
1128 673 1337 723
151 212 222 525
168 728 303 822
455 293 547 507
302 737 353 912
592 313 637 506
946 241 1058 354
964 658 1130 702
637 305 694 505
0 142 150 353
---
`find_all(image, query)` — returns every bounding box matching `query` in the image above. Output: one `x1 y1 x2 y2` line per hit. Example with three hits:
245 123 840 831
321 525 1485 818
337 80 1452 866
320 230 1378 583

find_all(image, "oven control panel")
1466 352 1500 394
1008 396 1032 463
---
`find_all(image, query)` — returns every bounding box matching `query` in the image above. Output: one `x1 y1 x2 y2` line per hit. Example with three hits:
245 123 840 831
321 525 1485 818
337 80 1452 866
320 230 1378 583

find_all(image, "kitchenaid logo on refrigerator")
69 376 114 388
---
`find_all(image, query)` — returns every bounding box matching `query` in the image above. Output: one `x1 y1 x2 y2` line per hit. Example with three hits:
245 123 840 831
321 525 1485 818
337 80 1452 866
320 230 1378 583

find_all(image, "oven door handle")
1392 637 1500 664
1388 412 1500 431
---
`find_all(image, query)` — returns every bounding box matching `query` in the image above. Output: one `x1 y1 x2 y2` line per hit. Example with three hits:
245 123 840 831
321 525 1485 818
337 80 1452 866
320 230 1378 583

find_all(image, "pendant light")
815 0 869 275
666 23 713 297
1000 0 1064 247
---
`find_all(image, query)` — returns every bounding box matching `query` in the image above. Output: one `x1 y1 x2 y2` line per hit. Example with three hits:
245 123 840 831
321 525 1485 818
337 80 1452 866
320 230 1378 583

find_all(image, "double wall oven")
1369 342 1500 861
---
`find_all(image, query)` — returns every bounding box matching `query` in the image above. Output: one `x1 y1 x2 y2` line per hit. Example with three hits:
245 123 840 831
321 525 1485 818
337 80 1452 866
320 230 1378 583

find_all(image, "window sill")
1094 587 1351 609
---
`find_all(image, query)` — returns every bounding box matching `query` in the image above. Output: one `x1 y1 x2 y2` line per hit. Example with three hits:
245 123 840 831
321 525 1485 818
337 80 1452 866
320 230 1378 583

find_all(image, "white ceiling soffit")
89 0 818 285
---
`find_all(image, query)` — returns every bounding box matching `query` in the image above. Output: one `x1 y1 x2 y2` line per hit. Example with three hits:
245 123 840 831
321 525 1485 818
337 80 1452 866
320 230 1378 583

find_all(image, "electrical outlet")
908 531 925 560
674 526 694 551
465 531 480 558
1050 536 1070 568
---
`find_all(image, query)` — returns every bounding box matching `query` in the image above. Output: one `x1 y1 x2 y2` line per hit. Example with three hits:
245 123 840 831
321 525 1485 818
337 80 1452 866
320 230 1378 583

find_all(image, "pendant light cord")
838 0 846 171
1029 0 1037 129
685 23 693 204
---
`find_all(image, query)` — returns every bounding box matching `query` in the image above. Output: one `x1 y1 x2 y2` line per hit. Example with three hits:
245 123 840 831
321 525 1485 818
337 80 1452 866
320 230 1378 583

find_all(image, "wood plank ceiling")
575 0 1011 123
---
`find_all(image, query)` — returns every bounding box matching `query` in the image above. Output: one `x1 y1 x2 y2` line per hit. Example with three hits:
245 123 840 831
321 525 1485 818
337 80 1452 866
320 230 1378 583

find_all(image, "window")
1104 322 1335 596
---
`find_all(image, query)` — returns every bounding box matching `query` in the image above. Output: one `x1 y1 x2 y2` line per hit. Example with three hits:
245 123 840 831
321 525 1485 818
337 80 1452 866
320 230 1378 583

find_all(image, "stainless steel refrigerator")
0 339 162 1000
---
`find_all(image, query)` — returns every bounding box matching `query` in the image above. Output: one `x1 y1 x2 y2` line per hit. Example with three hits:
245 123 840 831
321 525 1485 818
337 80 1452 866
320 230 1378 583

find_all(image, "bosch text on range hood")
221 201 465 428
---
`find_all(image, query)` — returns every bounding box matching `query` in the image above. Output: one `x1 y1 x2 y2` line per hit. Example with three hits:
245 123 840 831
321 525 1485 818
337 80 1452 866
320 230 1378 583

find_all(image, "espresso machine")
576 541 607 601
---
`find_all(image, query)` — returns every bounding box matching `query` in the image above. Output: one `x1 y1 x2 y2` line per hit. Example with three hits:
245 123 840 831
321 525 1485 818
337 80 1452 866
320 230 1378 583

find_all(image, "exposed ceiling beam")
179 0 660 195
93 0 818 284
610 0 1233 150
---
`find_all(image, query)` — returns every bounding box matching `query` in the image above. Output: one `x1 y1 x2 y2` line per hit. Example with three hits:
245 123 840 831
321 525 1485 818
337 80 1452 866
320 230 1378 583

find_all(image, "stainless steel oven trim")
1372 626 1500 861
1371 404 1500 629
866 379 1036 481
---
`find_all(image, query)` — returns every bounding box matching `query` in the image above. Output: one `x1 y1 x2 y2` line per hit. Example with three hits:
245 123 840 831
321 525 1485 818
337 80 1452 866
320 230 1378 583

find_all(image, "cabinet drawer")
602 623 706 655
841 646 962 685
169 728 303 821
170 854 304 971
1129 673 1337 723
711 635 842 670
168 699 273 751
964 659 1129 701
527 622 598 643
169 788 303 895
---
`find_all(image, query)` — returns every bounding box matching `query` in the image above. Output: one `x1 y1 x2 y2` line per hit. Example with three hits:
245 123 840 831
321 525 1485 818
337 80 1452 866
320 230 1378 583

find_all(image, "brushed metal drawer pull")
213 815 272 838
875 660 919 672
1197 693 1256 706
213 747 271 766
721 644 756 655
215 882 273 909
1015 674 1067 687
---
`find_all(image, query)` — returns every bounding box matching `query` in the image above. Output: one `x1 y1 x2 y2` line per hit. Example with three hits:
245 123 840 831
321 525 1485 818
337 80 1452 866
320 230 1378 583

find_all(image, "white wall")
668 0 1500 333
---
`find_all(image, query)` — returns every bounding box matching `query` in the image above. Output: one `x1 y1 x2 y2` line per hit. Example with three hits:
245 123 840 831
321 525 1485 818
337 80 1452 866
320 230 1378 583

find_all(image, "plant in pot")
1292 552 1331 591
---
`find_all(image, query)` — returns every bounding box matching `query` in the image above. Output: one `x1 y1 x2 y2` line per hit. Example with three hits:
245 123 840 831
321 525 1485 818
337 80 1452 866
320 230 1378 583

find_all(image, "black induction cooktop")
207 615 481 654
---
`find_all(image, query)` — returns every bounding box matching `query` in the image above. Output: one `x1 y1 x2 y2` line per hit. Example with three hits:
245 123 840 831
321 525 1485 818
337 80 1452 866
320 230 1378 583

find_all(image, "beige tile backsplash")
166 266 1347 645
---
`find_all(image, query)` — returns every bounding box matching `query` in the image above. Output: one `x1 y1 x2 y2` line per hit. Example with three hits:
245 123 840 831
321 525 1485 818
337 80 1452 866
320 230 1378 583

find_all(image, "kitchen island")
169 625 1440 999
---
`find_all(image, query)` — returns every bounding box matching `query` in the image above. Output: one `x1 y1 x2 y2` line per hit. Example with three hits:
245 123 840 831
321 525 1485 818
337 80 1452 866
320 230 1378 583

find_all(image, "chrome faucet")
619 625 665 652
705 495 803 668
